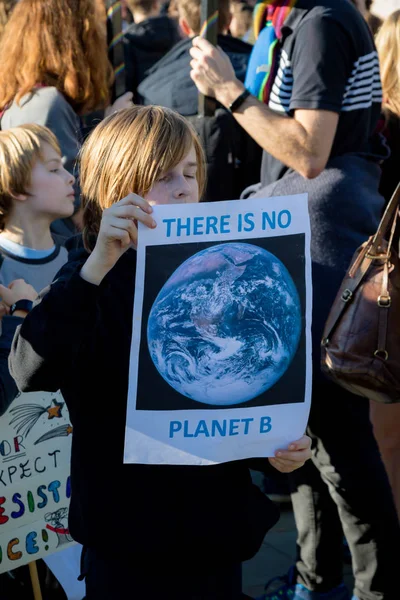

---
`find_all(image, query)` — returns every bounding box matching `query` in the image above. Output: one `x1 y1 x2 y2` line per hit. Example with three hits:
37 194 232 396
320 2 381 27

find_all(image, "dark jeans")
289 379 400 600
80 547 243 599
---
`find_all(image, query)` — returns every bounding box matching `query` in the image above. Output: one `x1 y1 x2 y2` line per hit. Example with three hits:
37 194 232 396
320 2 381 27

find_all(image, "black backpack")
188 108 262 202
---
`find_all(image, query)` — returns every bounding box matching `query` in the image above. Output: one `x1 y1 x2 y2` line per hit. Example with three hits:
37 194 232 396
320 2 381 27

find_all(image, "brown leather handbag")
321 183 400 404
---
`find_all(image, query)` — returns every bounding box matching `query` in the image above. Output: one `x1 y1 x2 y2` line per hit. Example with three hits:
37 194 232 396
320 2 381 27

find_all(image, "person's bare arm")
190 38 339 179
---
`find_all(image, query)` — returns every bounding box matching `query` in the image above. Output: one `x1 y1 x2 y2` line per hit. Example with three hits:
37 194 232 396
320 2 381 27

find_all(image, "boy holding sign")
10 106 311 599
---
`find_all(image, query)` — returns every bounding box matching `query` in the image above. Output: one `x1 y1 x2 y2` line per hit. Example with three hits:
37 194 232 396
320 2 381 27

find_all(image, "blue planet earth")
147 242 301 406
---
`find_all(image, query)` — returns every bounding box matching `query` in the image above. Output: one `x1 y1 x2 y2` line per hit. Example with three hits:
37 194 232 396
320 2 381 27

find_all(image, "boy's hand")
268 435 312 473
0 279 38 306
81 193 156 286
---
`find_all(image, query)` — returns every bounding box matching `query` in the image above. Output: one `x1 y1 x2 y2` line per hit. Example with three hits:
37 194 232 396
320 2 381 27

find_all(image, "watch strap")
228 89 251 113
10 299 33 315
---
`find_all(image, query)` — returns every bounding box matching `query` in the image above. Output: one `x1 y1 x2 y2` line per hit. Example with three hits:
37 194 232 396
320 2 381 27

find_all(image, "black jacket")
9 237 278 563
124 16 181 102
379 111 400 206
0 316 22 416
138 35 253 116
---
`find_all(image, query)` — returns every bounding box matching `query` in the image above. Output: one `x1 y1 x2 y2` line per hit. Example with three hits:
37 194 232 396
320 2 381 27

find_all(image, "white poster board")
372 0 400 19
124 195 312 466
0 390 73 573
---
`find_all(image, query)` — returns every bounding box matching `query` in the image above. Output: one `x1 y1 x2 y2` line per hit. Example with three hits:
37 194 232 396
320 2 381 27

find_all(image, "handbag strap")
371 182 400 253
322 246 373 345
322 183 400 346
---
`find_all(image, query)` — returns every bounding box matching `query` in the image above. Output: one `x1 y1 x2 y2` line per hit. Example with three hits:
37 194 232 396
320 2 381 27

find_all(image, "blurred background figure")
372 0 400 20
138 0 261 204
375 9 400 203
230 0 253 42
350 0 382 33
139 0 251 114
0 0 132 241
370 9 400 520
121 0 134 27
124 0 181 102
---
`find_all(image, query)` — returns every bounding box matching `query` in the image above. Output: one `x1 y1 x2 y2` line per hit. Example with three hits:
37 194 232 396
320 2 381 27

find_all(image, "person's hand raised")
189 37 243 106
105 91 134 117
80 193 156 286
268 435 312 473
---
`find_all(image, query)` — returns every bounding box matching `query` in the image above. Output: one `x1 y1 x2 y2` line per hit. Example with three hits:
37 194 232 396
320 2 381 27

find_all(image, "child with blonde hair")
10 106 311 599
0 123 74 414
0 123 76 594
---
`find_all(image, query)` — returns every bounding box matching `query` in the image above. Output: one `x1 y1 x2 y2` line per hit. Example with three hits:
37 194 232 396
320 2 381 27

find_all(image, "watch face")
11 304 16 313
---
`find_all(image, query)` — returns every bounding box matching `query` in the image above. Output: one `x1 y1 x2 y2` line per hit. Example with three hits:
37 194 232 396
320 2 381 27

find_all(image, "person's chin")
58 204 75 219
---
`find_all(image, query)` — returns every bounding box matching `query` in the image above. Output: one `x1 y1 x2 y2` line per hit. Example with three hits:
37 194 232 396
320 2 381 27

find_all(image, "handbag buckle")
374 349 389 361
365 251 391 260
341 289 353 302
377 295 391 307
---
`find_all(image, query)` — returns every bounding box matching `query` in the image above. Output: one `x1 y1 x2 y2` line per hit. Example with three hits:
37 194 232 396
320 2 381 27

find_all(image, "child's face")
145 145 199 206
24 143 76 221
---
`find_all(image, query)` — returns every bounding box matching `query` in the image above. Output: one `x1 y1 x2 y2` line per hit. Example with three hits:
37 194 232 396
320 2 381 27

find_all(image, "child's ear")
11 193 28 202
179 17 193 38
224 13 232 34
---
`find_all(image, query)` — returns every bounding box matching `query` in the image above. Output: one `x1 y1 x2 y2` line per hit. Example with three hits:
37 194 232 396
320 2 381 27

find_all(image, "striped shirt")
269 49 382 115
262 0 388 187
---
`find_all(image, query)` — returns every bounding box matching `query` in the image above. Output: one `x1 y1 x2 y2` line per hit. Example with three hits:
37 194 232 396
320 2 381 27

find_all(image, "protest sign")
0 390 73 574
124 195 312 465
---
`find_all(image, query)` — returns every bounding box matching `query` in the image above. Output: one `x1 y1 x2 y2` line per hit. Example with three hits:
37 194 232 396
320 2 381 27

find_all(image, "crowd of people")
0 0 399 599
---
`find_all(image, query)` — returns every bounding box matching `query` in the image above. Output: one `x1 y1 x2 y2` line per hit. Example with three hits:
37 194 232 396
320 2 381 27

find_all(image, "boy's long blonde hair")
80 106 206 251
375 10 400 118
0 124 61 231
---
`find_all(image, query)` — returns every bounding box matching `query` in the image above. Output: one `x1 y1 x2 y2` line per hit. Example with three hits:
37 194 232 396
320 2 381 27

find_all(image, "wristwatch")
227 89 251 113
10 299 33 316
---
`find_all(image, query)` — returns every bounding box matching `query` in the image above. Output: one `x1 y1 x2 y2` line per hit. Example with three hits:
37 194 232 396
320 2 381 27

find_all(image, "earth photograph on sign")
136 235 306 412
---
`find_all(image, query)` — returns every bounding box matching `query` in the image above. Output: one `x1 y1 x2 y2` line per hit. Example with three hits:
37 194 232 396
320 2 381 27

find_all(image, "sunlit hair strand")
376 10 400 119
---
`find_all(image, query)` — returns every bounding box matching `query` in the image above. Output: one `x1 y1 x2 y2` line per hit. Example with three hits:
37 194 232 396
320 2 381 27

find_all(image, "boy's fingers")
270 456 306 470
109 208 156 229
118 193 153 213
133 209 156 228
269 457 297 473
275 449 311 463
112 205 155 223
108 212 155 242
289 434 311 450
278 434 311 453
